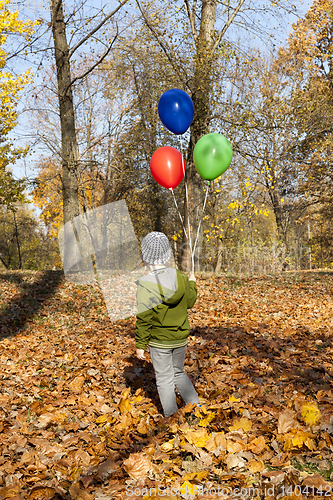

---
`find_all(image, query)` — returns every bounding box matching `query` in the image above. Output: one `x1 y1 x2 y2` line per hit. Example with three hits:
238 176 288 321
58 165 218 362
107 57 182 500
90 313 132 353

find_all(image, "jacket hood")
139 269 185 308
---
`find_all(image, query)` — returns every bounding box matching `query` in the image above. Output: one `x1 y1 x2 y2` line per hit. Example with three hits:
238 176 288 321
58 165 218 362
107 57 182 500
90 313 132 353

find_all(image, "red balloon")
150 146 185 189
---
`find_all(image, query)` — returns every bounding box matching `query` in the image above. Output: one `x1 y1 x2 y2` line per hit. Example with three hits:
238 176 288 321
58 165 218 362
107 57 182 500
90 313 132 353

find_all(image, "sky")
7 0 314 211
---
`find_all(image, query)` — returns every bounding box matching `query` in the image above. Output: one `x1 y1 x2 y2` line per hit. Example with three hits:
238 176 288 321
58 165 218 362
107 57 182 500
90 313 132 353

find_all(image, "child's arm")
186 276 197 308
135 308 153 351
135 283 153 358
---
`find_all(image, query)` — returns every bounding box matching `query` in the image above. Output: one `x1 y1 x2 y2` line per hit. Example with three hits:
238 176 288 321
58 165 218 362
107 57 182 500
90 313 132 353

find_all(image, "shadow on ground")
121 324 333 417
0 270 64 339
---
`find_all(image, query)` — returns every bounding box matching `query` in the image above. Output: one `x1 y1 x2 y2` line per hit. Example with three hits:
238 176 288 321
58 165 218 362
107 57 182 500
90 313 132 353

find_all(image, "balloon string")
192 183 209 260
170 188 188 240
179 135 194 273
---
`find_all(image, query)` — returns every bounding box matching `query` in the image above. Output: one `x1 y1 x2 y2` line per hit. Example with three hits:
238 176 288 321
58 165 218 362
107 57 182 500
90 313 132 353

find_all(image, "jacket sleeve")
135 283 153 349
187 278 197 309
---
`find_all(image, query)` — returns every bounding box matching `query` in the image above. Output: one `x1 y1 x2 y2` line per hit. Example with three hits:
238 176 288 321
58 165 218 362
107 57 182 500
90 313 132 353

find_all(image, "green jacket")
135 269 197 350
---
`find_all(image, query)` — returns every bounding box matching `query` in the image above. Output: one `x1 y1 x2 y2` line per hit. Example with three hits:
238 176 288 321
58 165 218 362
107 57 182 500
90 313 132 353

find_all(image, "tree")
30 56 137 237
0 0 37 208
135 0 299 271
228 54 306 251
0 204 60 270
278 0 333 267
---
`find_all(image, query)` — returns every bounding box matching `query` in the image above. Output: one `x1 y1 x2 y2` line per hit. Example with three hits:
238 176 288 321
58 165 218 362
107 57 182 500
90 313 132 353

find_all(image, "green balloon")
193 133 233 181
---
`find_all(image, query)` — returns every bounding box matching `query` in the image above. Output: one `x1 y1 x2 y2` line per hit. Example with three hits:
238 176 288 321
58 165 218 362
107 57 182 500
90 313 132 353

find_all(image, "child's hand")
136 348 146 360
189 273 196 282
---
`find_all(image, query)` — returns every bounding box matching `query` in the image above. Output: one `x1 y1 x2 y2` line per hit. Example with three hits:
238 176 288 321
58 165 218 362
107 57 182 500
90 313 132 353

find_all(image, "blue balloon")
158 89 194 135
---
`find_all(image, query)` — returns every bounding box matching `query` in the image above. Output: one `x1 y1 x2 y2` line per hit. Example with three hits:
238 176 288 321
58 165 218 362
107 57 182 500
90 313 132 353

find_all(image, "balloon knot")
169 187 174 193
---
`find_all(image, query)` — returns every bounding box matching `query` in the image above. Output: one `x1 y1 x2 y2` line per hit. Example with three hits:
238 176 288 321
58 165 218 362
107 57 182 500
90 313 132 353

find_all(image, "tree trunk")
13 212 22 270
50 0 81 226
269 189 290 270
215 238 224 273
182 0 217 272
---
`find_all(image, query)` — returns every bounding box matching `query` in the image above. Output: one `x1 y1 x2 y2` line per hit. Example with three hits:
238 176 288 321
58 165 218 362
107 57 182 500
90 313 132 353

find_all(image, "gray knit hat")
141 232 171 265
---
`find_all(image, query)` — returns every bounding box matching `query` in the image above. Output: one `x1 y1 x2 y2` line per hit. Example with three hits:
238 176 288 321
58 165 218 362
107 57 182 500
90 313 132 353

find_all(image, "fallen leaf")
182 428 211 448
123 453 152 481
205 432 226 452
247 436 266 454
226 454 246 470
277 409 298 434
161 439 175 452
302 473 331 489
28 485 56 499
301 402 321 426
247 459 265 473
69 482 94 500
226 440 246 453
198 412 216 427
283 429 315 451
68 375 85 393
229 417 252 432
262 470 285 484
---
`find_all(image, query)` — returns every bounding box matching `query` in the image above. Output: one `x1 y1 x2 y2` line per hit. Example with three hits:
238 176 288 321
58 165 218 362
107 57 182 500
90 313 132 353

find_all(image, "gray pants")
149 345 200 417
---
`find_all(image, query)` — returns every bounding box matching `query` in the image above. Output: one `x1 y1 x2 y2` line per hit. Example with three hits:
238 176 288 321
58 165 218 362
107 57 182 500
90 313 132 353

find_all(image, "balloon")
193 133 233 181
158 89 194 135
150 146 185 189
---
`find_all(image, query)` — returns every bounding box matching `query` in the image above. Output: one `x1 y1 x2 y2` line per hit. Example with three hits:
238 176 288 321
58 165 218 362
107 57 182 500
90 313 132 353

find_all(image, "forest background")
0 0 332 276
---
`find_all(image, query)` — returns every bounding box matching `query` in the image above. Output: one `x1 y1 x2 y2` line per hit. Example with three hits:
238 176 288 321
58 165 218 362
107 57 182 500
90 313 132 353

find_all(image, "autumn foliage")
0 270 332 499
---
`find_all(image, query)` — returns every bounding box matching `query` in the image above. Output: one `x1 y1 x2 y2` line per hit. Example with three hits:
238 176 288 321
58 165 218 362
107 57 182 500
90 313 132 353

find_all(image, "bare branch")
70 30 118 88
184 0 197 40
135 0 188 87
213 0 246 53
68 0 127 58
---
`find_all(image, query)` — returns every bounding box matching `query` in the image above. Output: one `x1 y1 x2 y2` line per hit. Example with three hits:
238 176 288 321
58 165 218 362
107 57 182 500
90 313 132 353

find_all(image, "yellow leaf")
96 415 108 424
169 422 179 433
180 481 196 496
137 419 150 435
199 411 216 427
70 466 83 481
132 395 144 403
247 459 265 473
160 439 175 452
229 395 240 402
247 435 266 454
229 417 252 432
301 402 321 426
121 387 131 398
183 428 211 448
283 429 315 451
226 439 246 453
196 470 209 480
119 397 132 415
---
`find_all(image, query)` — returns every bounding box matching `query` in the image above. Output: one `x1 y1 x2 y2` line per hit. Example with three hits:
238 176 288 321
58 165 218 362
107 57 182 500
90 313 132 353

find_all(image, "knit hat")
141 232 171 265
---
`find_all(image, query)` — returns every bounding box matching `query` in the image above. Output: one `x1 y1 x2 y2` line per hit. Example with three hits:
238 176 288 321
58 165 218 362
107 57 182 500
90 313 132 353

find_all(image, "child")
135 231 200 417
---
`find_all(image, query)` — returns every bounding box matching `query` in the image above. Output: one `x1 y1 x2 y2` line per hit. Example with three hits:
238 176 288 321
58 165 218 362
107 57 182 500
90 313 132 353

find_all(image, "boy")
135 231 200 417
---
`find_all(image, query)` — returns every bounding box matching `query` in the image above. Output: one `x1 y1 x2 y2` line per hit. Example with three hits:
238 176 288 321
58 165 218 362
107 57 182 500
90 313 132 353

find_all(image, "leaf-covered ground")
0 270 332 500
